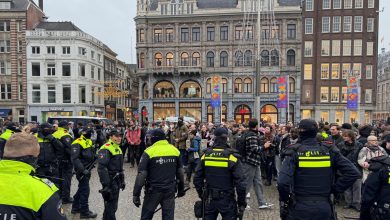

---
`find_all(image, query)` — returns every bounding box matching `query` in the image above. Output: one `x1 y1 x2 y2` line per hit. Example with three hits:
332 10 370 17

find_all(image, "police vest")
34 133 50 143
377 162 390 205
100 140 122 155
0 129 14 141
0 160 58 218
53 127 72 140
293 143 333 198
201 148 238 191
34 133 56 165
72 135 93 149
99 140 124 175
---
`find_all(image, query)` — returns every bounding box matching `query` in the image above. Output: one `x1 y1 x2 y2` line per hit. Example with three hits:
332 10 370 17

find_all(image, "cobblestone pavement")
64 164 360 220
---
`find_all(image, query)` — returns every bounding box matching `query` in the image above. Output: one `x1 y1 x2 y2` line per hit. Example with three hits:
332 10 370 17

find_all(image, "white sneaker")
259 203 274 209
246 193 250 198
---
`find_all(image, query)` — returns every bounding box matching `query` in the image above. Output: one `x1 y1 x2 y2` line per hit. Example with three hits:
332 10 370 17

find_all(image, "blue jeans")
179 149 188 166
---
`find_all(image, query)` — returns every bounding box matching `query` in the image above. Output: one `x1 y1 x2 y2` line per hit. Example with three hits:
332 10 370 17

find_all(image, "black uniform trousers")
36 164 60 188
287 201 331 220
72 173 91 213
204 195 237 220
141 191 175 220
128 144 141 166
102 183 120 220
59 160 73 200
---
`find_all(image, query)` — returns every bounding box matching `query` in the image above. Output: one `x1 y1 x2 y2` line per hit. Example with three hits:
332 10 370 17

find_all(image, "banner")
210 75 221 108
277 76 288 108
347 76 359 110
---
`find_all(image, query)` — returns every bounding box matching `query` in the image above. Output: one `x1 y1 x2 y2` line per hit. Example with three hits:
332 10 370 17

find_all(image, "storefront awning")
0 109 11 117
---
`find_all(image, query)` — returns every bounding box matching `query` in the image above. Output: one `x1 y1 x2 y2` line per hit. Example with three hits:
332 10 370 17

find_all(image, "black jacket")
337 141 363 171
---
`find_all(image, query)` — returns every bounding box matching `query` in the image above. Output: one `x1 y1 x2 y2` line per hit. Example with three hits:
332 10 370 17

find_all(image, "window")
270 78 278 93
166 52 174 66
235 51 243 67
365 89 372 103
366 65 373 79
332 40 341 56
180 81 202 98
17 41 23 53
222 78 227 93
180 52 189 66
321 40 330 56
19 84 23 100
192 52 200 66
97 68 101 80
344 16 352 32
154 28 163 42
333 16 341 32
220 51 228 67
220 26 228 41
206 78 211 93
344 0 352 8
32 63 40 76
245 26 253 39
323 0 330 9
0 21 10 31
287 24 296 39
342 87 348 103
304 64 313 80
261 50 269 66
62 63 71 76
354 39 362 56
18 60 22 75
306 0 313 11
0 40 10 53
289 77 295 93
139 53 145 68
333 0 341 9
305 18 313 34
354 16 363 32
355 0 363 8
62 46 70 54
332 64 340 79
321 64 330 79
47 64 55 76
79 85 86 104
244 50 252 66
304 41 313 57
260 78 269 93
91 87 95 104
0 84 11 100
234 78 242 93
207 27 215 41
0 61 8 75
367 42 374 56
78 47 86 56
322 17 330 33
353 63 362 78
331 87 340 103
367 18 374 32
286 50 295 66
271 50 279 66
32 46 40 54
320 87 329 103
79 63 86 77
97 88 101 104
62 85 71 103
32 85 41 103
342 63 351 79
368 0 375 8
166 28 174 42
139 29 145 42
155 53 163 66
206 51 214 67
47 46 55 54
343 40 352 56
48 85 56 103
243 78 252 93
91 66 95 79
192 27 200 41
235 26 243 40
91 51 95 60
261 25 279 39
180 28 189 42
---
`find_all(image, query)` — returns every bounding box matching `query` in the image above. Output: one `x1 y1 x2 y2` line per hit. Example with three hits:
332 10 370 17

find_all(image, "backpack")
235 132 247 159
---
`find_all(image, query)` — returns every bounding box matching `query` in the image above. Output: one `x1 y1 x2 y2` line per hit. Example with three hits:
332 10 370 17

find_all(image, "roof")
0 0 30 11
35 21 82 31
197 0 238 9
278 0 301 6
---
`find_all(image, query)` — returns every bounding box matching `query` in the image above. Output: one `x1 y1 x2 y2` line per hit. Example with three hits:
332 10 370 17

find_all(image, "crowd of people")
0 117 390 220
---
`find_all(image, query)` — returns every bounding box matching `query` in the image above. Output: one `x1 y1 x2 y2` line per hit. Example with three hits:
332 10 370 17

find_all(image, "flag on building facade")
347 76 359 110
210 75 221 108
277 76 288 108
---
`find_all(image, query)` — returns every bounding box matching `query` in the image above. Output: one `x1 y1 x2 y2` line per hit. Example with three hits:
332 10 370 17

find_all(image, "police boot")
80 210 97 219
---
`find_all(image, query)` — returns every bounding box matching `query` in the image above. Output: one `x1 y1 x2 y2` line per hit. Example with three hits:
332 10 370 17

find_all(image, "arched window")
235 104 251 123
270 77 278 93
234 78 242 93
289 77 295 93
287 49 295 66
271 49 279 66
243 78 252 93
180 52 189 66
155 53 163 67
235 51 243 67
180 80 202 98
139 53 145 68
244 50 252 66
166 52 174 67
207 51 215 67
261 50 269 66
222 104 227 122
142 83 149 99
207 105 214 123
192 52 200 66
260 77 269 93
222 78 228 93
220 51 228 67
154 80 175 98
261 104 278 123
206 78 212 93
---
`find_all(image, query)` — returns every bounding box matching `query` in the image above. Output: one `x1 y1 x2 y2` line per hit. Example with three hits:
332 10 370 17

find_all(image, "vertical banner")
347 76 359 110
210 75 221 108
277 76 288 108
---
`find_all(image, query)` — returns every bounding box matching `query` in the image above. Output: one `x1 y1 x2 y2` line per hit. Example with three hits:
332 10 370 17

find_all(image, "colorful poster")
210 75 221 108
277 76 288 108
347 76 359 110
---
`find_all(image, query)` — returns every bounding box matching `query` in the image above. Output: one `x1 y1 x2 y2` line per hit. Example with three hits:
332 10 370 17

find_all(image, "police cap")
214 127 228 137
58 120 68 128
109 130 122 137
39 122 53 130
298 119 318 133
6 123 21 132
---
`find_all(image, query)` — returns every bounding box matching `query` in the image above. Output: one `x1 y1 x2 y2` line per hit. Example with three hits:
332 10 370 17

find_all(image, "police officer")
193 127 247 220
53 120 74 203
277 119 360 220
360 155 390 220
132 128 185 220
0 122 21 159
70 128 97 218
0 132 67 220
35 123 64 187
97 130 125 220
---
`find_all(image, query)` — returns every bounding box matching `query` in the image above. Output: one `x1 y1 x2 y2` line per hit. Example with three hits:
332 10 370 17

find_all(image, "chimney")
39 0 43 11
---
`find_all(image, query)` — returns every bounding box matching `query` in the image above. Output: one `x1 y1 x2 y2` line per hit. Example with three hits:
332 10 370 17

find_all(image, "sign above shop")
49 107 64 111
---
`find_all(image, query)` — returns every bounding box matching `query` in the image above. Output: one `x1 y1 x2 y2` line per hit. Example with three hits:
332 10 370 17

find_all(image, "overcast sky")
40 0 390 64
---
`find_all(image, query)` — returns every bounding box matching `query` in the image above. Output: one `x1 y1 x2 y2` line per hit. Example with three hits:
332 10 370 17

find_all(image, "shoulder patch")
105 143 110 146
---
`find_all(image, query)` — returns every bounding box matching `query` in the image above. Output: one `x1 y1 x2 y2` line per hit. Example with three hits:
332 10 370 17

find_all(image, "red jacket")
126 127 141 145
